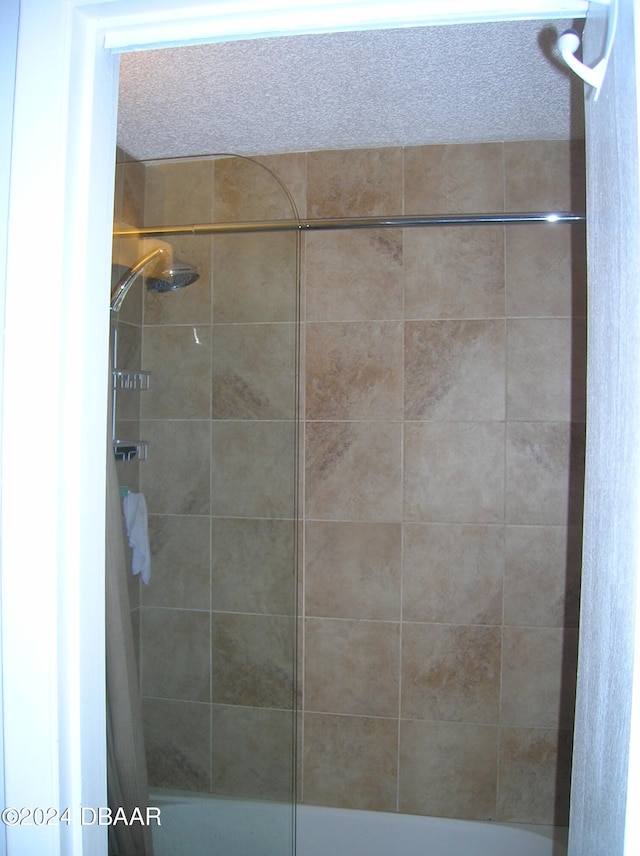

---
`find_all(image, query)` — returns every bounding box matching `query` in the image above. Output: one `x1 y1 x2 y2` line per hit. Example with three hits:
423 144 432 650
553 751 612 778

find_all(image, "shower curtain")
106 444 154 856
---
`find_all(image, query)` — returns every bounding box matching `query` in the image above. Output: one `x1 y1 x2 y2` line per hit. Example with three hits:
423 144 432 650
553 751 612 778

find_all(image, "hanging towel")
122 492 151 585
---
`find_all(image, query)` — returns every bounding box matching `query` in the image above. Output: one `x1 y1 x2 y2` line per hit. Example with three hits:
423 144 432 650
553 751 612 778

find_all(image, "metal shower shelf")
113 369 151 390
113 439 148 462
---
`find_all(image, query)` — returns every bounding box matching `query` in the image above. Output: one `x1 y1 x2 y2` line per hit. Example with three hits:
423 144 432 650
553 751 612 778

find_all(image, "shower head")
110 246 199 312
145 260 199 293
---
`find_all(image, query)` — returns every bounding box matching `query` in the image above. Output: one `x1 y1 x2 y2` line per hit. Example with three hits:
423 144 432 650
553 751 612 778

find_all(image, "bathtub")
149 790 568 856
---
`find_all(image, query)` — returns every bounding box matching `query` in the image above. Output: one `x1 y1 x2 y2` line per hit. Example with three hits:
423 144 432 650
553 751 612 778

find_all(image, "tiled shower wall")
114 140 586 826
291 141 585 825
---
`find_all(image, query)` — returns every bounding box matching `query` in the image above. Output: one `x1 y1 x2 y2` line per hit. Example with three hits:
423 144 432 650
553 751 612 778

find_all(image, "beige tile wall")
119 140 586 827
286 140 586 826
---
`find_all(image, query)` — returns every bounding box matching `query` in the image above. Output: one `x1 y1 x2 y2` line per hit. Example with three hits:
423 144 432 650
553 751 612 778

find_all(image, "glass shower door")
112 152 299 855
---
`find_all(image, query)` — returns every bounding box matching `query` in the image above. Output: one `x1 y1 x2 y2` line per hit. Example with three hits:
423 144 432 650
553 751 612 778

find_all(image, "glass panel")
111 153 299 856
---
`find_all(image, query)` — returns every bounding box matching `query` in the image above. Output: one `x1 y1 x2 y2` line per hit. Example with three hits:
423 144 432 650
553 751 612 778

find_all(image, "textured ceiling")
117 19 584 161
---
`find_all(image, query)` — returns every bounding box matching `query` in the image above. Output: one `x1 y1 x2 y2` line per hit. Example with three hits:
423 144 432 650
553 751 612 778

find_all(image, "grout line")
397 144 405 814
498 148 507 820
298 158 307 807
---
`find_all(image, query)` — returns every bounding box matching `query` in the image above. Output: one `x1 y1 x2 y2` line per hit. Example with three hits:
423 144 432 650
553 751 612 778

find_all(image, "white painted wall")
1 1 637 854
568 3 640 854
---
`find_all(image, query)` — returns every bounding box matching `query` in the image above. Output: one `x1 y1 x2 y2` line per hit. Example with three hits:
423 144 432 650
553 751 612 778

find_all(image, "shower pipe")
113 211 585 238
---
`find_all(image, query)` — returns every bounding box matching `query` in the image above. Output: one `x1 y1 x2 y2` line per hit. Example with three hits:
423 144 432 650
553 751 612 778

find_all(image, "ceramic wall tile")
404 320 505 421
404 422 505 523
140 419 211 515
211 705 295 800
113 319 142 373
142 698 211 791
115 155 146 228
211 518 295 615
404 143 504 215
306 321 403 420
507 318 585 422
305 422 402 522
305 229 403 322
501 626 578 729
504 525 582 627
305 521 401 620
498 727 573 824
141 324 212 419
404 225 505 320
505 223 586 318
506 422 584 525
399 720 499 819
143 514 211 609
307 147 403 218
211 613 295 709
504 140 586 213
303 713 398 811
212 232 298 323
144 159 214 226
213 155 299 222
254 152 308 219
305 618 400 717
211 421 296 518
401 623 501 723
212 322 297 419
140 607 210 702
402 523 503 625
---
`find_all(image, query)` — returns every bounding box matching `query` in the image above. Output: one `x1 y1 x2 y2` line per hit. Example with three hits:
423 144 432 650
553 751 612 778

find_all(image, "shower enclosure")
111 139 586 854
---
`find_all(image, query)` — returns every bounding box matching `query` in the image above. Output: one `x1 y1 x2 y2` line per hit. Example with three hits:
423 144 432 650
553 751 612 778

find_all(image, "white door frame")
0 3 19 854
2 1 634 854
568 1 640 853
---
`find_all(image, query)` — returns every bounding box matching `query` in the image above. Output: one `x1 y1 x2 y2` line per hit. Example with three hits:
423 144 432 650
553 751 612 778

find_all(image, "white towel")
122 492 151 585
